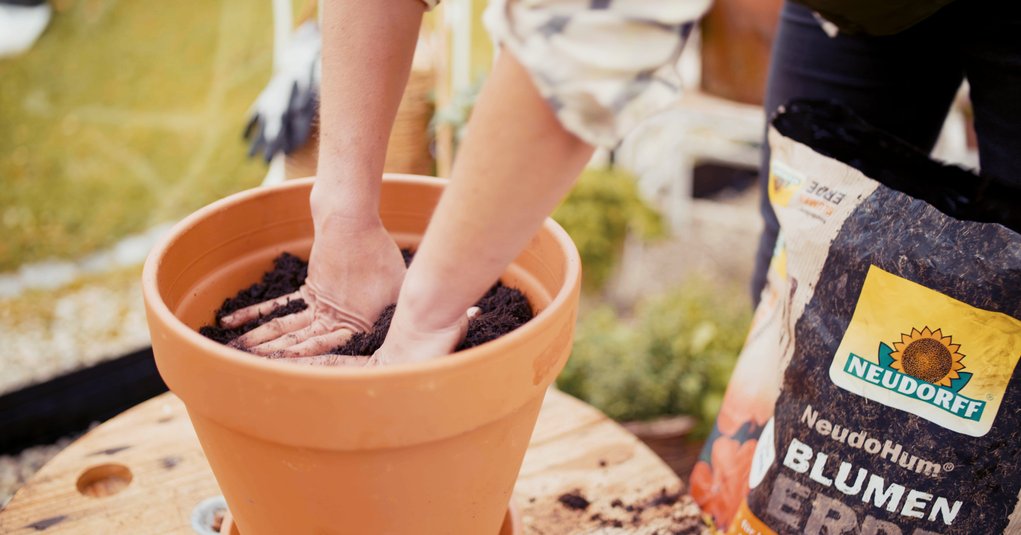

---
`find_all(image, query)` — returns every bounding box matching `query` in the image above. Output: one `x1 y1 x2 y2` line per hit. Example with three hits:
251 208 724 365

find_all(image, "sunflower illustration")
890 327 965 386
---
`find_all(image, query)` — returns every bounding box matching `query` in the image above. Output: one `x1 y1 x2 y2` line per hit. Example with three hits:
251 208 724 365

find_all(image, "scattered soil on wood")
199 252 533 356
556 487 708 534
558 490 591 511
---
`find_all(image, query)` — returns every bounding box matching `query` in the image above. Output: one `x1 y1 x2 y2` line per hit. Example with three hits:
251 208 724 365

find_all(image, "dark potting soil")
558 491 591 511
199 251 534 357
567 488 710 535
560 487 706 534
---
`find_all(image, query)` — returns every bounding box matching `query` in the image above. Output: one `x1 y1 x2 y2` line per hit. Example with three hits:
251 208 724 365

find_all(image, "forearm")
312 0 424 219
398 51 594 331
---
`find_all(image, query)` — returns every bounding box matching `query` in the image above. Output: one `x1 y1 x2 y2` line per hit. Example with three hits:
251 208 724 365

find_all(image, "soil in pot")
199 251 534 356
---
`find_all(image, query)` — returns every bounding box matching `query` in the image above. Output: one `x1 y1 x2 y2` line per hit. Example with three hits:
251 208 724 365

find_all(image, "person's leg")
960 2 1021 188
751 2 965 304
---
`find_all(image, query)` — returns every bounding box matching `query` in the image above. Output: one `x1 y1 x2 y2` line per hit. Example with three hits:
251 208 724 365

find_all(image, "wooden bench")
0 389 708 534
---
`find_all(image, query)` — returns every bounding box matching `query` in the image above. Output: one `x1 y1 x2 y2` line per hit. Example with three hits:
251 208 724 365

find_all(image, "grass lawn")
0 0 279 271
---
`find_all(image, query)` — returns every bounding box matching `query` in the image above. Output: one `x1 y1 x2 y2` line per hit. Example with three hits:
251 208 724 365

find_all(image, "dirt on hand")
199 251 534 358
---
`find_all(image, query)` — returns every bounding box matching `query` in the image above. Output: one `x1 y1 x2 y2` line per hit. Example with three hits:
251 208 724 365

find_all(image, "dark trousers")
752 0 1021 304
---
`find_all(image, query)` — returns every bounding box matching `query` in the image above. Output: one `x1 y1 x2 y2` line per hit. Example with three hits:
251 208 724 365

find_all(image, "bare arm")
222 0 424 357
312 0 424 215
375 51 594 364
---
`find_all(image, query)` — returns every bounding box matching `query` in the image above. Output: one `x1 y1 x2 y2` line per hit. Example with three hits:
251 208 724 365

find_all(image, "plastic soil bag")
690 100 1021 534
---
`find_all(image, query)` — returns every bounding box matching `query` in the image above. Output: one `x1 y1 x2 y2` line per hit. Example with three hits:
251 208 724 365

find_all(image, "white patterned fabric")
485 0 711 147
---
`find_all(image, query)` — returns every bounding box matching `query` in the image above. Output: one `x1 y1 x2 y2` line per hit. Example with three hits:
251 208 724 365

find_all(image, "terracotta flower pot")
142 175 581 535
218 504 521 535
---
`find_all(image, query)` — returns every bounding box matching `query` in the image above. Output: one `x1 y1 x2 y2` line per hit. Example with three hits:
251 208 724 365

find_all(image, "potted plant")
142 175 581 535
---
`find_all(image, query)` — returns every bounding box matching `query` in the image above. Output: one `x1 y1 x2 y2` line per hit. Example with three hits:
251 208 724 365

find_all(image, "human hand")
275 304 479 367
222 210 406 358
369 305 480 367
254 303 480 368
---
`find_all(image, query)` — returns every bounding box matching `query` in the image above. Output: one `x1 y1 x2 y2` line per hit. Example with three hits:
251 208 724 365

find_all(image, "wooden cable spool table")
0 389 708 534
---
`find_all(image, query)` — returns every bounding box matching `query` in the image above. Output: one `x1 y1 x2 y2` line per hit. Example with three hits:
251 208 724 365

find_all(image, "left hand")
369 305 479 366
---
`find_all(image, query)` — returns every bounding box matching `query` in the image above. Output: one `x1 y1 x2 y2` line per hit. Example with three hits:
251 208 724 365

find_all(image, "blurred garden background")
0 0 806 505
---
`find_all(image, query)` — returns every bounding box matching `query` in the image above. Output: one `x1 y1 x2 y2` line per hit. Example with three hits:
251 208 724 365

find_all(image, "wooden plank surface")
0 389 708 534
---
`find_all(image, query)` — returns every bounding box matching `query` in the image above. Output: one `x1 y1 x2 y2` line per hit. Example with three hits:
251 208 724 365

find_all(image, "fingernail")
221 314 234 324
467 307 481 319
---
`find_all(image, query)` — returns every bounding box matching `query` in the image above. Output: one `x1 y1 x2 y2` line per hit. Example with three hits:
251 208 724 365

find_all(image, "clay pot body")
143 175 581 535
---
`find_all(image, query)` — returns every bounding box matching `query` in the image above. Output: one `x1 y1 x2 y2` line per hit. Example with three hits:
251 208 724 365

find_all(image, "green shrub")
553 167 664 291
558 280 751 437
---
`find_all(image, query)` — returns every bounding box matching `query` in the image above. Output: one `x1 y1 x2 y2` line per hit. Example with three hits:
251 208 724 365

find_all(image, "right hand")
222 207 406 359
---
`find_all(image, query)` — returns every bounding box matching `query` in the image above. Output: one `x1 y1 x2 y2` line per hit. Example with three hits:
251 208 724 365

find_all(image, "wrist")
378 283 469 365
309 177 381 226
396 266 468 333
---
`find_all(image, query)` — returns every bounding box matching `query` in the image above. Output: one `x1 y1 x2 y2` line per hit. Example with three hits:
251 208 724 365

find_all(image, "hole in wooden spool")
76 463 132 497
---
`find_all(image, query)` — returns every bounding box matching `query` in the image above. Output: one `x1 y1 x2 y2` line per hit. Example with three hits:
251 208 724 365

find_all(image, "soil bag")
690 100 1021 534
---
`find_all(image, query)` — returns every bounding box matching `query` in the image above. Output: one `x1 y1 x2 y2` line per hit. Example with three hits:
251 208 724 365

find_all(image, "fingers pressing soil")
199 252 533 357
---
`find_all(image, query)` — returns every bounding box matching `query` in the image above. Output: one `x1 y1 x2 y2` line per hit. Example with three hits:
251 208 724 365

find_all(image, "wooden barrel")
285 40 436 179
700 0 783 106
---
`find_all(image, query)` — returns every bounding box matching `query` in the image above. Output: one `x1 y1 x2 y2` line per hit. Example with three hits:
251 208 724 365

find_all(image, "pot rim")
142 174 581 381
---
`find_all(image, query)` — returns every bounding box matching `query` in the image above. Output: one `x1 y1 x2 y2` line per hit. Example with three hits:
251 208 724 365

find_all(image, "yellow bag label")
767 160 804 208
830 265 1021 437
